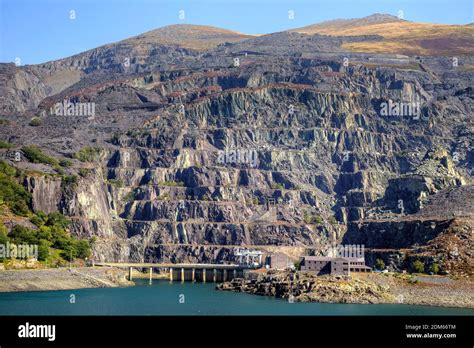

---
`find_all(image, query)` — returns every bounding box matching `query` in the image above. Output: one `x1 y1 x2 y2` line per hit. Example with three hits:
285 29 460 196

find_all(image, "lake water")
0 280 473 316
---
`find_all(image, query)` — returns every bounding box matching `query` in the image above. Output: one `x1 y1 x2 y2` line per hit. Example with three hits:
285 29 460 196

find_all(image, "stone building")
267 253 293 270
299 256 371 275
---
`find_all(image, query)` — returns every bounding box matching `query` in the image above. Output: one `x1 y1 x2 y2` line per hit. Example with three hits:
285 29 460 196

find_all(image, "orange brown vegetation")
294 21 474 56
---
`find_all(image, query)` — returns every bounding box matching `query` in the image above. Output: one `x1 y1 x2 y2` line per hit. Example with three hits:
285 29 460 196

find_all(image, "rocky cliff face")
0 22 472 272
24 176 62 214
0 64 48 114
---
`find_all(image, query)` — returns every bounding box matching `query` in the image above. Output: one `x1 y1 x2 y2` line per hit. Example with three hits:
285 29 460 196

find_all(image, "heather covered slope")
292 14 474 56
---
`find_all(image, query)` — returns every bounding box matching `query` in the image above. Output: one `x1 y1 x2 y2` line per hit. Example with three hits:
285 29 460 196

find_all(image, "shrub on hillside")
73 147 100 162
410 260 425 274
375 258 386 270
21 145 59 166
0 160 31 216
28 117 42 127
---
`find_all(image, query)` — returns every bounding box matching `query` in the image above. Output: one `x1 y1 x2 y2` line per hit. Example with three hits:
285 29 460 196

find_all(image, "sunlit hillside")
292 14 474 55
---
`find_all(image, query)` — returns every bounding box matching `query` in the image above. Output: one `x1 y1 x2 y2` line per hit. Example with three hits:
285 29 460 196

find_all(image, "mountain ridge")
295 13 406 30
6 14 474 67
291 14 473 56
120 24 253 50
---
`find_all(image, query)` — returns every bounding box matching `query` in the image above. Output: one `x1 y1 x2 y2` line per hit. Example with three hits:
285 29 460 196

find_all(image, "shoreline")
217 271 474 309
0 268 472 310
0 267 134 293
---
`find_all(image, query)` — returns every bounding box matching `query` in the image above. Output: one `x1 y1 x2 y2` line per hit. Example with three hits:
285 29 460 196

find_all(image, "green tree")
36 226 53 241
50 226 71 250
0 224 8 261
46 212 71 229
9 225 36 244
0 223 9 244
0 160 31 216
375 258 386 270
76 240 91 259
30 211 48 227
37 239 50 261
429 263 440 274
411 260 425 274
60 240 78 261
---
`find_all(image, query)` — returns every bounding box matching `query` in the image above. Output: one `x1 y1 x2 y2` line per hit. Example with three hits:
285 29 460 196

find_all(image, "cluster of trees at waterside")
0 160 91 265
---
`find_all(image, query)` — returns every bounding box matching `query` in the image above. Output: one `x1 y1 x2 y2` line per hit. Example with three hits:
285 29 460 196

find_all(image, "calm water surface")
0 280 473 316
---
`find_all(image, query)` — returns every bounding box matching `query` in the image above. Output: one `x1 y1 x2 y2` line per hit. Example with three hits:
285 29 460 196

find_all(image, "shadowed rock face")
0 21 472 271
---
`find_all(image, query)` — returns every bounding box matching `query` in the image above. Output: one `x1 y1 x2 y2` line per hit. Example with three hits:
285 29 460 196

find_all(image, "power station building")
299 256 371 276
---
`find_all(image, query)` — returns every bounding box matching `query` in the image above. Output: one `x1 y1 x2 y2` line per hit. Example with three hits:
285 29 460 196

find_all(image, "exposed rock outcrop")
0 21 472 270
218 271 394 304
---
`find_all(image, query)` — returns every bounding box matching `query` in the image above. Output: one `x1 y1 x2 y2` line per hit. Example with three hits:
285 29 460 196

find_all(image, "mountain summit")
294 13 405 33
123 24 252 50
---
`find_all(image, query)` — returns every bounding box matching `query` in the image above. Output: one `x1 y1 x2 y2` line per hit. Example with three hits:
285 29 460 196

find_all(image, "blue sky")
0 0 472 65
